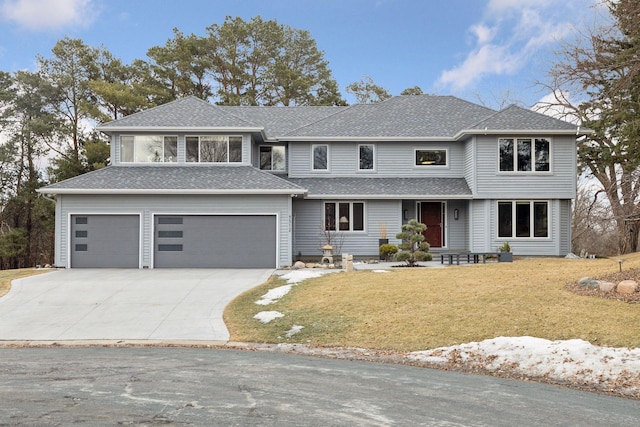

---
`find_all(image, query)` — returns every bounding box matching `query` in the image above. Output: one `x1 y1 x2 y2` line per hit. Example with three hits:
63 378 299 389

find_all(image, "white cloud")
437 0 597 92
0 0 95 31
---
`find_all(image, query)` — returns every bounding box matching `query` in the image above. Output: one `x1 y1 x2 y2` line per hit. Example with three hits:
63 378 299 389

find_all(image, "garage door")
154 215 277 268
70 215 140 268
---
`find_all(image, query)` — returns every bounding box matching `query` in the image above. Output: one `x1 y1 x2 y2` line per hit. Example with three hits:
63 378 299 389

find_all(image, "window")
498 201 549 238
415 149 447 166
312 144 328 171
324 202 365 231
120 135 177 163
499 138 550 172
185 136 243 163
158 230 183 238
358 144 375 171
259 146 286 171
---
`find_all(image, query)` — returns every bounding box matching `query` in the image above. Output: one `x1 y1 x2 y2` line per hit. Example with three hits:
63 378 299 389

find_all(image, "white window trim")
357 143 376 172
259 145 287 172
311 144 330 172
496 200 551 239
120 135 178 164
323 201 366 233
186 135 243 164
413 147 449 168
498 137 553 175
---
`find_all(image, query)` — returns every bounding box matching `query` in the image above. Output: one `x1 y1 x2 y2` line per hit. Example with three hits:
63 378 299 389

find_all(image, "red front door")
420 202 443 248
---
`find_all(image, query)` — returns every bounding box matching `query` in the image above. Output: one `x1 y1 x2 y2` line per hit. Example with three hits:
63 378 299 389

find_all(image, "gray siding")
474 134 576 199
446 200 468 251
560 199 572 255
56 194 291 268
292 199 402 257
469 199 565 256
463 137 475 194
288 141 466 178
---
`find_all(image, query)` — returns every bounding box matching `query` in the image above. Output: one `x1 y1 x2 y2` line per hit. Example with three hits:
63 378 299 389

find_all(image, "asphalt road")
0 347 637 426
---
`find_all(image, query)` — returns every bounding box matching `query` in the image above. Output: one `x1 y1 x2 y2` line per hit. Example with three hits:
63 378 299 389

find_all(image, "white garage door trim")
150 212 280 269
66 212 143 268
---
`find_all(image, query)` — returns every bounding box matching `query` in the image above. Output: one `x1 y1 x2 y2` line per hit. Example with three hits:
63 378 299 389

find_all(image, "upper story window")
312 144 328 171
120 135 177 163
260 146 286 171
499 138 550 172
415 149 447 166
324 201 365 232
358 144 375 171
498 200 549 238
186 136 243 163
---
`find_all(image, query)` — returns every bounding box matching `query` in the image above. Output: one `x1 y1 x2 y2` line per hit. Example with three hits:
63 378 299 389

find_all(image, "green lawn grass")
225 254 640 351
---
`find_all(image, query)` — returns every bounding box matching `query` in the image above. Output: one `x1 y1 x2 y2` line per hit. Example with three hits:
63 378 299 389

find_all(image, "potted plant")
498 241 513 262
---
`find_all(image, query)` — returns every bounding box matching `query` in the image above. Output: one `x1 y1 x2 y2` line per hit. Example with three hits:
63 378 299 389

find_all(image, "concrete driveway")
0 269 272 342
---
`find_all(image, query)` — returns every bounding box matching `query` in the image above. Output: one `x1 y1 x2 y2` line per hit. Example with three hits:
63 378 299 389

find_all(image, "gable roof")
39 165 306 195
96 95 586 140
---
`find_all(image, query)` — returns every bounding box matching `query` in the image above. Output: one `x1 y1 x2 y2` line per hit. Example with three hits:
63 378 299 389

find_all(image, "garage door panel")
71 215 140 268
154 215 276 268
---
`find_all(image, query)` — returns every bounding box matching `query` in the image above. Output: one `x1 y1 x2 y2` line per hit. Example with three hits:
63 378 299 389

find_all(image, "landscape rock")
617 280 638 294
293 261 306 269
578 277 600 289
598 281 616 293
305 263 317 268
565 253 581 259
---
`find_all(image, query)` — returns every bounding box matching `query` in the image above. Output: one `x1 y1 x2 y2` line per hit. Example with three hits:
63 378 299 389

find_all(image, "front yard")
224 254 640 352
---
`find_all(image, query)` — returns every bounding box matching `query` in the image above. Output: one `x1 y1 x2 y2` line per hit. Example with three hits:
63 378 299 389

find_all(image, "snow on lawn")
279 269 328 284
255 285 293 305
410 336 640 396
254 311 284 323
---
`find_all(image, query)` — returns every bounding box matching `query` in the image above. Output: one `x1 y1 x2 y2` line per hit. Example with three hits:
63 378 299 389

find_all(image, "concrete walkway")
0 269 272 342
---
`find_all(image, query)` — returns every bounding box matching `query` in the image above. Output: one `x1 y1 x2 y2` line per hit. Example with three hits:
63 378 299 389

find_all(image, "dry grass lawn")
225 254 640 352
0 268 49 298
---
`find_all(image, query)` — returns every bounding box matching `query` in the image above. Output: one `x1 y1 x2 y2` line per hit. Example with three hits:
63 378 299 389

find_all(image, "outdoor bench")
440 252 501 265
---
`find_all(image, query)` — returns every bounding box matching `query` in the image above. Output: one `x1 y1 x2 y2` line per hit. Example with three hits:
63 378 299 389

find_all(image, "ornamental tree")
396 219 432 267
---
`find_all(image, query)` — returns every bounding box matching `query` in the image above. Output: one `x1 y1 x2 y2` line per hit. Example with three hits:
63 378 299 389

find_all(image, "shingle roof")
285 177 472 198
283 96 496 138
97 95 584 139
98 97 260 129
40 165 306 194
469 104 578 131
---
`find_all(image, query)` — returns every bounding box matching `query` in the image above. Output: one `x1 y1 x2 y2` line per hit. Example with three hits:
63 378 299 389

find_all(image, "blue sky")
0 0 606 108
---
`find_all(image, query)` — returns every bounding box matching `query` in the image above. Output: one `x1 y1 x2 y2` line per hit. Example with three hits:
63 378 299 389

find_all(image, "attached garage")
153 215 277 268
70 214 140 268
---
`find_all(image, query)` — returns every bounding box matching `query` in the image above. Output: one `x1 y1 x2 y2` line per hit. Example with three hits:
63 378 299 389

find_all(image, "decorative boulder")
617 280 638 294
578 277 600 289
293 261 306 269
598 281 616 293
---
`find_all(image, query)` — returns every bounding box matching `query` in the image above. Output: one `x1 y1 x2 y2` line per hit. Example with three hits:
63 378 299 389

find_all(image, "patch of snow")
285 325 304 338
253 311 284 324
410 336 640 394
255 285 292 305
279 270 327 284
372 270 391 273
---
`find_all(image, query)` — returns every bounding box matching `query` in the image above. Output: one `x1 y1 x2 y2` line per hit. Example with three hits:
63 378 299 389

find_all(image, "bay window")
324 202 365 231
498 201 549 238
120 135 177 163
499 138 550 172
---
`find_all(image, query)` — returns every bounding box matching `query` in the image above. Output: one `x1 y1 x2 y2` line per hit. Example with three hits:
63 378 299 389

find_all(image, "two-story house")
38 95 585 268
